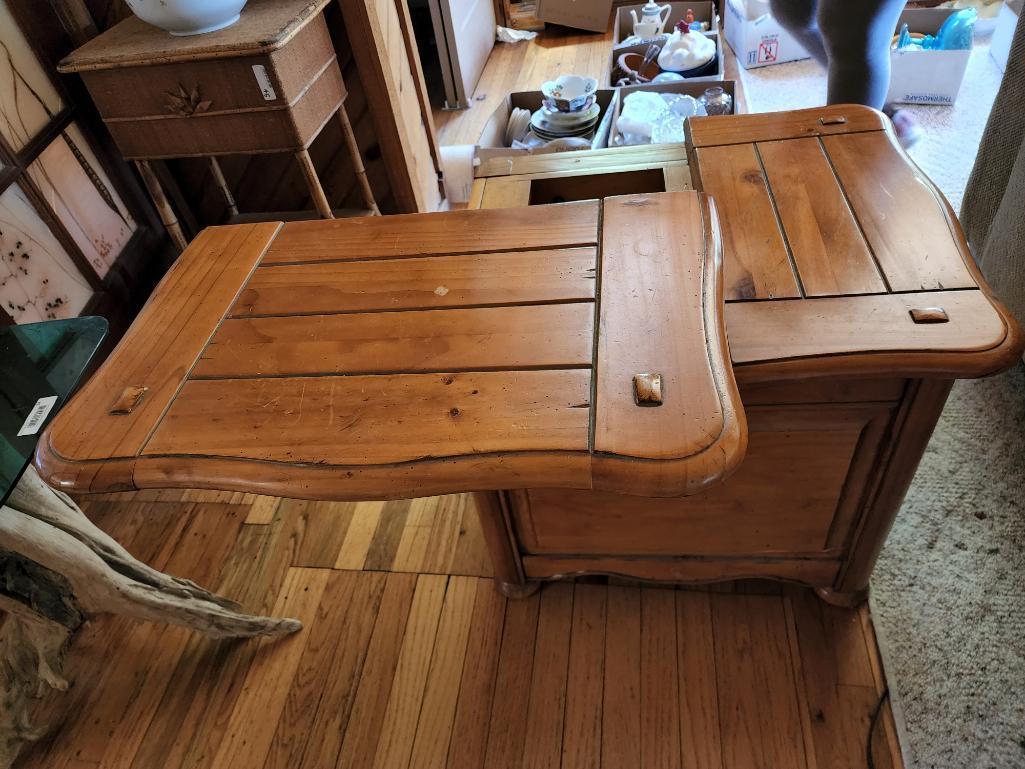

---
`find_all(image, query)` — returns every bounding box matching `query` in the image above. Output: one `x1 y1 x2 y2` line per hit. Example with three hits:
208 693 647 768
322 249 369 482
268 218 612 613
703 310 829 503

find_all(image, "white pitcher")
630 0 672 38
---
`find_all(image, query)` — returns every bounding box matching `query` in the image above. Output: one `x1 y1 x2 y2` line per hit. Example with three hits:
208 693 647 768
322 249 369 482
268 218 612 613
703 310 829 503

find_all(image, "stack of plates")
529 102 601 142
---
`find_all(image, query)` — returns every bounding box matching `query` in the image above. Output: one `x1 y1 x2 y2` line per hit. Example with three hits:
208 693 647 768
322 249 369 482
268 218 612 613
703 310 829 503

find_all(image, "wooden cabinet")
33 107 1024 608
467 107 1023 603
59 0 385 247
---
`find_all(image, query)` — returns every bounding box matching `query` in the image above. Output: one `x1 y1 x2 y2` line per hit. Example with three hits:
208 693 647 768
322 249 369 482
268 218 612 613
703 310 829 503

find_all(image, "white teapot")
630 0 672 38
657 20 716 72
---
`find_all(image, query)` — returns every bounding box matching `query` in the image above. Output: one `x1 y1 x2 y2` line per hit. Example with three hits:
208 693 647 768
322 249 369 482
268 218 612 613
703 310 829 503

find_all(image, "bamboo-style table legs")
208 156 239 217
337 104 381 216
0 466 300 768
134 160 188 252
137 105 379 248
295 147 335 219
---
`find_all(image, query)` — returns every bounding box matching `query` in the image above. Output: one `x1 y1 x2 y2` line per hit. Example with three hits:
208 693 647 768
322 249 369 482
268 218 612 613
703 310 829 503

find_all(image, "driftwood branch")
0 467 301 767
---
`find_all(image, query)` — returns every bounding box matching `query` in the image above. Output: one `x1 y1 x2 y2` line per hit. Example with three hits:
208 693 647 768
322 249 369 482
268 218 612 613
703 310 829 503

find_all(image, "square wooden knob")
909 307 949 324
633 373 663 407
110 385 149 415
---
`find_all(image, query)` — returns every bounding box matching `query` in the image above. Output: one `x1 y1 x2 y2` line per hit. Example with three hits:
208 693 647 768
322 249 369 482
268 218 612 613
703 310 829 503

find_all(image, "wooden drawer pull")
110 386 149 415
909 307 949 324
633 373 663 407
819 116 847 125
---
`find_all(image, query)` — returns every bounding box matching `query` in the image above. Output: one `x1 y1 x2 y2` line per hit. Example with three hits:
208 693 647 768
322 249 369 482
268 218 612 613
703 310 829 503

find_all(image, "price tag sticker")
252 64 278 101
18 395 58 437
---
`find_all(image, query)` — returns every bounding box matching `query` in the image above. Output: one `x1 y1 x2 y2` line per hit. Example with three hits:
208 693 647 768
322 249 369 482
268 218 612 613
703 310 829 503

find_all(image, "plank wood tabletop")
37 192 746 500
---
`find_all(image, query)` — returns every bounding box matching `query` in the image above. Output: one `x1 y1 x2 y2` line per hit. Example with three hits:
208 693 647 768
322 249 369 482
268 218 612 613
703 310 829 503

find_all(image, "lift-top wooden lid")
36 192 747 500
683 104 1022 382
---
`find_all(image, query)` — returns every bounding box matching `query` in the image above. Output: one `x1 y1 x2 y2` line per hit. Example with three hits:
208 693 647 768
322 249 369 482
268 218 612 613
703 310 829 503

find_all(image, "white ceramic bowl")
125 0 248 36
541 75 599 113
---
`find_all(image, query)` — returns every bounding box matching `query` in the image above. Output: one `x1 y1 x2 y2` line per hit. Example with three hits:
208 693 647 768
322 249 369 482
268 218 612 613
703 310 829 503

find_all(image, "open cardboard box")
886 7 973 105
475 89 616 163
535 0 614 32
610 32 724 87
612 1 716 44
609 79 737 147
723 0 809 68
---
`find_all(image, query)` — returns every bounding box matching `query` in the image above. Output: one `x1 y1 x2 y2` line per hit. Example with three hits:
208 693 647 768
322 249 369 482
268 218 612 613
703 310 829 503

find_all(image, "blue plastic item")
895 8 976 51
935 7 976 50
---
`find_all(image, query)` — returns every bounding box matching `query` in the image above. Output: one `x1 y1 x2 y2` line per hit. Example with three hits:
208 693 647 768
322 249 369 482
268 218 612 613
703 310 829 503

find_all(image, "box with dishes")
610 80 736 147
611 19 723 87
476 78 616 163
612 1 716 46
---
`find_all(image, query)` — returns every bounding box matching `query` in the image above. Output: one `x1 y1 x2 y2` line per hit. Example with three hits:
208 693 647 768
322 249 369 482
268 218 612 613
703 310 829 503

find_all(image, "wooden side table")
58 0 380 252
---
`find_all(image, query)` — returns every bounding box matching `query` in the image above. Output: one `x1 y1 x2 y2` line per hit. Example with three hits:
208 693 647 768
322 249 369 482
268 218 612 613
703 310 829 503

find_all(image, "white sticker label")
252 64 278 101
18 395 58 437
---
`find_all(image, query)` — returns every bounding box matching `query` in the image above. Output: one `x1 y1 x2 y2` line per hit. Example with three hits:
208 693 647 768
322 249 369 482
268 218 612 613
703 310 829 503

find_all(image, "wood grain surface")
58 0 333 71
690 143 799 300
143 370 592 464
21 488 903 769
196 304 595 377
232 247 597 316
261 201 599 264
593 193 747 495
757 137 886 296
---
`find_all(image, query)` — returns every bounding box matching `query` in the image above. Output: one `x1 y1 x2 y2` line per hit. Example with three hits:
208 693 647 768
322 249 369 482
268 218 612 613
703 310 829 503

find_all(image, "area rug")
738 34 1024 769
871 367 1025 769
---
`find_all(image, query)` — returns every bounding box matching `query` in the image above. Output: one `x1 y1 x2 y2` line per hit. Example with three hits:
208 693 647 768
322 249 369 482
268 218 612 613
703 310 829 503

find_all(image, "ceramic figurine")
631 0 672 38
657 20 716 73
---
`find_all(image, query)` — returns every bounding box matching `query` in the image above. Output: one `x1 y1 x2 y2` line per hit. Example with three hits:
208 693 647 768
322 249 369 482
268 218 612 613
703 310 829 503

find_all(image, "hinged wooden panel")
593 192 747 496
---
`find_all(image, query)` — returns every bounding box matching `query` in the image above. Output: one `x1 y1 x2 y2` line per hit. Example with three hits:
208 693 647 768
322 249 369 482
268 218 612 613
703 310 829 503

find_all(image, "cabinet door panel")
517 404 893 557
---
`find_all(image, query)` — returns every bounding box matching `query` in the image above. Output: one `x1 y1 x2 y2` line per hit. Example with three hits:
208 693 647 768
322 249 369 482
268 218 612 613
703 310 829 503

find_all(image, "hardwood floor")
432 20 748 148
20 489 902 769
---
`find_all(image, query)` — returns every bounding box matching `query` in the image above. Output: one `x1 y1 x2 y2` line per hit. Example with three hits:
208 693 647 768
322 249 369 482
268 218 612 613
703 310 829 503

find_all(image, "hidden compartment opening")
528 169 667 205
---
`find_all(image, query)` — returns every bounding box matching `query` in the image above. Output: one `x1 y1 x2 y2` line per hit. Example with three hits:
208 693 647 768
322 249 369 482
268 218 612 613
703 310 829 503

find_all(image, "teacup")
541 74 599 112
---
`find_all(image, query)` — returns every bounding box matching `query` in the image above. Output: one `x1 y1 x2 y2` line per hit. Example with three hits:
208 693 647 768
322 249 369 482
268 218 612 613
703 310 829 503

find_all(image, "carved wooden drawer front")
66 12 344 158
514 402 895 558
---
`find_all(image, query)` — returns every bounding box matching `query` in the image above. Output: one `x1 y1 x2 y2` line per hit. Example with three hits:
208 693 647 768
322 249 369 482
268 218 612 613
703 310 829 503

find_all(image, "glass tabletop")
0 316 108 507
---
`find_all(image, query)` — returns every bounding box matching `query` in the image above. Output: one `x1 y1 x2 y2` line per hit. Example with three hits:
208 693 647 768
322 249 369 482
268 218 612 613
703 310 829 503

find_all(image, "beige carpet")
872 367 1025 769
738 35 1025 769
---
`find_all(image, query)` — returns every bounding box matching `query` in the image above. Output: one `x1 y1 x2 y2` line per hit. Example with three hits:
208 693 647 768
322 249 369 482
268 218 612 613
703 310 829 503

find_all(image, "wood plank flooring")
20 490 903 769
432 18 748 149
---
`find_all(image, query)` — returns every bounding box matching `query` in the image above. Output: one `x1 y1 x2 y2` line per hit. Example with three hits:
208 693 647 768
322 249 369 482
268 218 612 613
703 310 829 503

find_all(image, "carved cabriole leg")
0 467 300 765
472 491 539 599
134 160 188 251
829 378 955 603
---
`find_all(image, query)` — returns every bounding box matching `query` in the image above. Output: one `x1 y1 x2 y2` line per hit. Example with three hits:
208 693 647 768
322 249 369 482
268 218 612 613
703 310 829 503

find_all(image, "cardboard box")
609 80 737 146
475 89 616 163
723 0 810 69
886 8 973 105
990 0 1022 73
610 33 724 86
612 1 716 45
536 0 614 33
606 79 738 147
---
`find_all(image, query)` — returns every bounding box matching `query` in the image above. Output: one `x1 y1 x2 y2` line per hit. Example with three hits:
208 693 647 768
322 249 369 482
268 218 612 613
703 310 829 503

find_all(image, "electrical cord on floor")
866 686 891 769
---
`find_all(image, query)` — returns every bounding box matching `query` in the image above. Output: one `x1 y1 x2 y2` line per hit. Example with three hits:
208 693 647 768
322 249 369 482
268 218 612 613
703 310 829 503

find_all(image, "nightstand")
59 0 379 251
